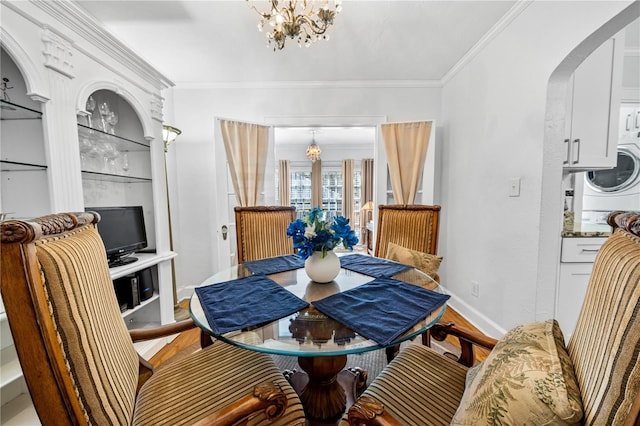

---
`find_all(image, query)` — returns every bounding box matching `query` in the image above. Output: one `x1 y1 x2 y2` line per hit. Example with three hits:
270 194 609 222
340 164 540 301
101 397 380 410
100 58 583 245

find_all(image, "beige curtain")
311 159 322 208
361 158 374 208
278 160 290 206
342 159 354 225
360 158 374 240
381 121 432 204
220 120 268 207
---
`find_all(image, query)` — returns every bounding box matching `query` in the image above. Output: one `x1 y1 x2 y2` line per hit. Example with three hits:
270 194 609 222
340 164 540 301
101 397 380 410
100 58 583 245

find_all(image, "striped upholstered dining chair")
375 204 442 361
345 211 640 426
0 212 306 426
235 206 296 263
374 204 441 260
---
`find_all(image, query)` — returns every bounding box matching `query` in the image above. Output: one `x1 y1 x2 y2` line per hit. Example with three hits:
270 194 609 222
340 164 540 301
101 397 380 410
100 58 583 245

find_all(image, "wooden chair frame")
1 212 289 425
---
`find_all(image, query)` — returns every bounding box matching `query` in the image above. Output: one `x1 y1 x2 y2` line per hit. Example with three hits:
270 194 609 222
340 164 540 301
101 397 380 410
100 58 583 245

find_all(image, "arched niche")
0 28 48 103
76 82 154 139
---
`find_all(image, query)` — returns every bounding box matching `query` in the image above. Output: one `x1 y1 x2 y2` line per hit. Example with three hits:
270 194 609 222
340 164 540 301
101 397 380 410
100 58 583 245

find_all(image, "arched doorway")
537 3 640 322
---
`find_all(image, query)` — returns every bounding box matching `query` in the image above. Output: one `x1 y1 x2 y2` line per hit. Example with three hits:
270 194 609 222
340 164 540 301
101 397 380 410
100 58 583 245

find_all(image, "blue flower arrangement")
287 207 359 260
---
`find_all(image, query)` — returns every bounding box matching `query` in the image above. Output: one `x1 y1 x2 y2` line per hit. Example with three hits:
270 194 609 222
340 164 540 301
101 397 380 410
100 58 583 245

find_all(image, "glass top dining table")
189 257 447 358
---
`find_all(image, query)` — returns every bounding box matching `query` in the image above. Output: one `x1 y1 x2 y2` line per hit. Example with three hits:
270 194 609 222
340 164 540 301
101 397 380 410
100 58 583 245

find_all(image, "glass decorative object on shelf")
1 77 13 101
98 101 110 132
79 137 93 169
102 142 118 174
85 96 96 128
121 152 129 173
1 77 15 111
107 111 118 135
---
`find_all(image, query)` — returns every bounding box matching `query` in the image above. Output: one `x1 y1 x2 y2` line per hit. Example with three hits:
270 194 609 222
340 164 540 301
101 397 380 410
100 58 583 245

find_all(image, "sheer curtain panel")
342 159 355 226
278 160 290 206
381 121 432 204
220 120 269 206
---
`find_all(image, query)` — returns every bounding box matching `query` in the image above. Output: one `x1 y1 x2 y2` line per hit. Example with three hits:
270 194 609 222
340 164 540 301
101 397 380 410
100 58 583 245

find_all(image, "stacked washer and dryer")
581 103 640 225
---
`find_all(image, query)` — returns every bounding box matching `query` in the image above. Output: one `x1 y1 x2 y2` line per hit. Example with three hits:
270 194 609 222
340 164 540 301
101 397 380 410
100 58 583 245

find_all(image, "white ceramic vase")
304 250 340 283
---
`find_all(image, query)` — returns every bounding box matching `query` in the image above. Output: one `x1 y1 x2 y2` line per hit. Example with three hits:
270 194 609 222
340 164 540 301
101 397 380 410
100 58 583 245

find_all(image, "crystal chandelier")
248 0 342 51
306 131 321 162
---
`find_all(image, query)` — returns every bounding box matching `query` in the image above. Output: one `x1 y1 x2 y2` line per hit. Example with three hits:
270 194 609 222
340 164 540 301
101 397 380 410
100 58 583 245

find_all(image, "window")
322 169 342 219
290 170 312 219
288 166 361 231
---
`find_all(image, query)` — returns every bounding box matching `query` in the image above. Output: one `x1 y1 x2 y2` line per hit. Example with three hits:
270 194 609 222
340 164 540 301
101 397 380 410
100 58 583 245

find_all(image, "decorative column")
40 27 84 212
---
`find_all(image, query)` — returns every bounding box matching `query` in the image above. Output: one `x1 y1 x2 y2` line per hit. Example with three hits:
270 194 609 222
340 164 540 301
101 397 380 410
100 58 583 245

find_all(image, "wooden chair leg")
422 330 431 347
200 330 214 348
385 345 400 363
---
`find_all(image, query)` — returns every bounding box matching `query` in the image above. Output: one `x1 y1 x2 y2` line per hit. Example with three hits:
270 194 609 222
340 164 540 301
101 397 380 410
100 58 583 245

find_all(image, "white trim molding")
0 27 49 100
174 80 442 90
76 81 156 138
441 0 533 85
41 26 75 79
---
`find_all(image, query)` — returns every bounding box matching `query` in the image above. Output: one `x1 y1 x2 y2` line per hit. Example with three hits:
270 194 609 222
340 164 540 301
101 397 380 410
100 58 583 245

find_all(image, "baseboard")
177 285 197 304
444 291 507 339
134 337 167 359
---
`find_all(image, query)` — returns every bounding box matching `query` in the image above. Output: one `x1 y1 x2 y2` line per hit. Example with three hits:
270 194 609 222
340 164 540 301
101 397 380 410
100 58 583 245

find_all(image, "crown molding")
27 0 174 91
441 0 533 85
173 79 442 90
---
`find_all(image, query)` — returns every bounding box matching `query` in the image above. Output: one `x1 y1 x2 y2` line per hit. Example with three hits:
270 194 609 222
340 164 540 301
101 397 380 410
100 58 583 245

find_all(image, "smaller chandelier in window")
248 0 342 51
306 132 321 163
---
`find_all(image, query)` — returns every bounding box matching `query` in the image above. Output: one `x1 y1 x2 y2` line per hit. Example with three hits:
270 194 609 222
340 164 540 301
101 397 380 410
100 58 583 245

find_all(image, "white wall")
168 86 441 292
440 0 634 335
169 1 635 334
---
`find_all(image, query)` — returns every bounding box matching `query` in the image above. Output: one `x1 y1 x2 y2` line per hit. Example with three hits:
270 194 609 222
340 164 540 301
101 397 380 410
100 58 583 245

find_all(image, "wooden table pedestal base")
284 355 368 424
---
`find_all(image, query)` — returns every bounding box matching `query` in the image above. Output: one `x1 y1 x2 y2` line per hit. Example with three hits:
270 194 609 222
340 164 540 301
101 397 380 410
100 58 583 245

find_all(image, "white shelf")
0 346 22 388
1 393 39 425
122 294 160 319
109 251 176 280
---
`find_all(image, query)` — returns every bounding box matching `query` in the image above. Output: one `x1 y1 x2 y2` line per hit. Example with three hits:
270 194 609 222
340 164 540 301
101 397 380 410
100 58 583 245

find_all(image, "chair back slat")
1 213 139 425
374 204 441 258
235 206 296 263
567 211 640 425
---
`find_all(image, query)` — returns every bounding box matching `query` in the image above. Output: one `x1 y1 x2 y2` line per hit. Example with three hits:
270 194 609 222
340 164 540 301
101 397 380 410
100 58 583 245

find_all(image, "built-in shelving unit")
0 99 42 120
78 89 166 336
81 171 152 184
0 97 48 220
0 160 47 171
1 6 173 420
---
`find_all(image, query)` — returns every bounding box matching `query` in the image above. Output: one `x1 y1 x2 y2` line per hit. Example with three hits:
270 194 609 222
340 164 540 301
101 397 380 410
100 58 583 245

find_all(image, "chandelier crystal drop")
247 0 342 51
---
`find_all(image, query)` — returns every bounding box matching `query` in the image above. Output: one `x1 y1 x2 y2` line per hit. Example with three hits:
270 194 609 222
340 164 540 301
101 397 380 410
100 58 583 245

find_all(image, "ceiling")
75 0 517 86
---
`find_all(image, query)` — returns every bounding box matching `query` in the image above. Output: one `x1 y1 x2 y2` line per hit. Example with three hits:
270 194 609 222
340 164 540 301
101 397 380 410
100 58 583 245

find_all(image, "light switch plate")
508 177 521 197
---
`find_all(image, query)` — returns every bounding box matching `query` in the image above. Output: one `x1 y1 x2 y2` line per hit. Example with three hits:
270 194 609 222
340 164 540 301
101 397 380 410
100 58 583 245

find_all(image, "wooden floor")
149 301 490 368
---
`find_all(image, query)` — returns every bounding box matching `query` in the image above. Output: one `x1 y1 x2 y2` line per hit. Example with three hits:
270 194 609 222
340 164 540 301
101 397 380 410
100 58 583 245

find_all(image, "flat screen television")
86 206 148 267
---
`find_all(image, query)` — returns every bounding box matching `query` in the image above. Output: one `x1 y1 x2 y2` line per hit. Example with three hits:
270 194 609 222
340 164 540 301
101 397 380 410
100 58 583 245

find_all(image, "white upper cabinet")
564 31 625 170
619 103 640 141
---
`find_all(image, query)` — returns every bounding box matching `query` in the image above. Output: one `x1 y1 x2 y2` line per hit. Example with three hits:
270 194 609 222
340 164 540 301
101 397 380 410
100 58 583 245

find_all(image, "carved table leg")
284 355 368 422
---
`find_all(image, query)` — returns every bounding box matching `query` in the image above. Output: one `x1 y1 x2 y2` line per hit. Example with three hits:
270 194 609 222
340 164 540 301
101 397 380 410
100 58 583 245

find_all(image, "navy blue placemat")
312 277 450 346
195 274 309 335
339 253 412 277
243 254 305 275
